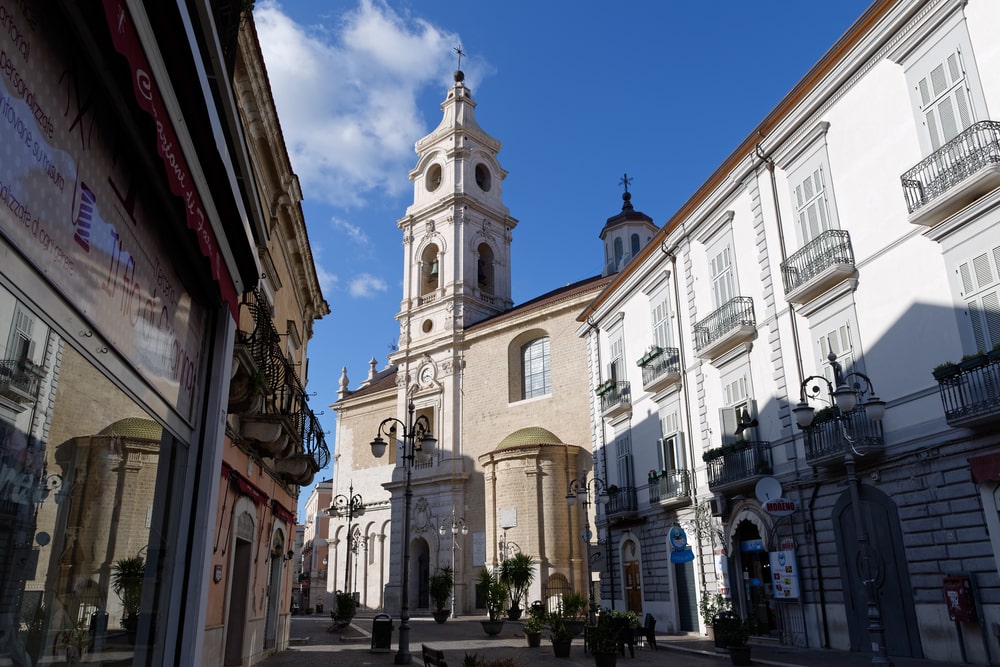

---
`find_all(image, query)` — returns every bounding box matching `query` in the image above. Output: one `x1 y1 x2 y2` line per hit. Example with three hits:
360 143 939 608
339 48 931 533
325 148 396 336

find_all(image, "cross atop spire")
619 173 633 194
454 44 465 72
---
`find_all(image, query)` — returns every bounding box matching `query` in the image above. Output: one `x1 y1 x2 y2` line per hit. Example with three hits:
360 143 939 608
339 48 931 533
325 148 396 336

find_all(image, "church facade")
328 71 654 616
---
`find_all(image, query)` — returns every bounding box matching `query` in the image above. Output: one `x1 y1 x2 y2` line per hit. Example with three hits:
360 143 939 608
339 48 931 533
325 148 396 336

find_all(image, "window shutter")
959 247 1000 351
918 48 974 150
652 296 672 348
719 407 739 446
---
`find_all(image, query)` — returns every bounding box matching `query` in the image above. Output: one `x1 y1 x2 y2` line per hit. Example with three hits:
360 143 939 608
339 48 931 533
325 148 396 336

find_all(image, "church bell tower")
396 68 517 357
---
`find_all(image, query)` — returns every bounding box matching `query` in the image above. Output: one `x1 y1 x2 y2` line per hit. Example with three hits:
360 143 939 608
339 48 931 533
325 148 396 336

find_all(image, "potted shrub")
717 616 753 665
477 568 508 635
586 609 639 666
111 556 144 641
698 590 730 642
499 553 535 620
333 590 356 626
960 350 988 370
547 607 575 657
560 591 588 636
429 566 454 623
522 607 545 647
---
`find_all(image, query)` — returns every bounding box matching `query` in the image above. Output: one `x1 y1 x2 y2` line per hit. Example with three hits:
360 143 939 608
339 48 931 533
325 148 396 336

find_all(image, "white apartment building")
577 0 1000 663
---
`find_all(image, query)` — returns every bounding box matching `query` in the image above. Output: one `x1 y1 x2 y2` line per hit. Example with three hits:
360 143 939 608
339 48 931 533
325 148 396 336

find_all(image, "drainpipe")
586 317 612 606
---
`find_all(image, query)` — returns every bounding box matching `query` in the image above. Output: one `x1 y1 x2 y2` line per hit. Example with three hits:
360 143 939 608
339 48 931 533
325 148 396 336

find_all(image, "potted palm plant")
560 591 588 636
477 568 508 636
499 553 535 620
333 590 356 627
429 566 454 623
111 556 144 641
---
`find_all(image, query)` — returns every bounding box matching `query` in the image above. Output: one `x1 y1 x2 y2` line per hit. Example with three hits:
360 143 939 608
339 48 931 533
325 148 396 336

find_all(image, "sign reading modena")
764 498 796 516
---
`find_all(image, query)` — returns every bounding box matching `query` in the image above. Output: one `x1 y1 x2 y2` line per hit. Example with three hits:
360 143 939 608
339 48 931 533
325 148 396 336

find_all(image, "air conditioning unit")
709 494 727 517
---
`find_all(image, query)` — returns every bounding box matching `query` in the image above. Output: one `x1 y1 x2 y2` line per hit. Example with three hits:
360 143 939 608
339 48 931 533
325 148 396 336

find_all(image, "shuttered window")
651 294 672 349
958 246 1000 352
819 323 855 383
794 165 831 242
710 246 735 309
917 47 974 150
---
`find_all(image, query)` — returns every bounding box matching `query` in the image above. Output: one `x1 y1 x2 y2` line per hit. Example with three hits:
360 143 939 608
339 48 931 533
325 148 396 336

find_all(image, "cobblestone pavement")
255 614 972 667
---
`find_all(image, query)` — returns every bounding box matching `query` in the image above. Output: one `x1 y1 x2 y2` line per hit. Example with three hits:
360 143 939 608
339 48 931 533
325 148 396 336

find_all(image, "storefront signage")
769 549 800 599
0 1 206 421
764 497 797 516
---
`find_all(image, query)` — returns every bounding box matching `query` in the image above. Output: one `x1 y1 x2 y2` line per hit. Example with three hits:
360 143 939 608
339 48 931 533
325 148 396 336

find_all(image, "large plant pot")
432 609 450 624
507 605 522 621
551 638 572 657
593 653 617 667
481 620 505 636
526 631 541 647
566 620 585 637
728 645 751 666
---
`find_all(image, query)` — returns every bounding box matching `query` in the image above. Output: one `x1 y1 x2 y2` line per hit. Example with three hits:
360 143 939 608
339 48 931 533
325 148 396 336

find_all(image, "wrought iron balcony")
647 469 692 507
901 120 1000 227
596 380 631 419
606 486 638 519
0 358 41 404
704 441 771 492
935 355 1000 427
693 297 756 361
780 230 857 304
802 406 884 468
638 347 681 393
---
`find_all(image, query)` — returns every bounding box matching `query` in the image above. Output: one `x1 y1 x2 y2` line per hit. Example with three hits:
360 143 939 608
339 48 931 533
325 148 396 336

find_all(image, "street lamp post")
439 510 468 618
566 474 613 609
793 350 890 667
370 400 436 665
330 483 365 596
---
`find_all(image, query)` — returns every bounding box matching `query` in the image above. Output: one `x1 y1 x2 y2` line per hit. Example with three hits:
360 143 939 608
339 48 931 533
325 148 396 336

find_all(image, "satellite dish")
755 477 782 503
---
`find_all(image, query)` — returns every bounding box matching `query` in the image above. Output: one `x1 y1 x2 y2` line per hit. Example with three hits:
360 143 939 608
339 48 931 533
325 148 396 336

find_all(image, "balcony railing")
780 229 855 300
596 380 631 419
705 441 771 491
936 355 1000 427
0 358 41 403
901 120 1000 223
606 486 638 518
803 406 884 467
647 469 691 505
639 347 681 392
693 297 755 358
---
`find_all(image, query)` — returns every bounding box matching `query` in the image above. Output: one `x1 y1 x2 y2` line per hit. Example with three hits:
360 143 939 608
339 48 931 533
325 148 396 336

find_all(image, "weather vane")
619 173 632 194
454 44 465 71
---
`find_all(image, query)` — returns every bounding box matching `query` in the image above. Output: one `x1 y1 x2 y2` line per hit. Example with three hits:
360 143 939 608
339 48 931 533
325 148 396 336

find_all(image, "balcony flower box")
932 362 960 380
960 353 989 371
636 346 663 367
596 379 617 396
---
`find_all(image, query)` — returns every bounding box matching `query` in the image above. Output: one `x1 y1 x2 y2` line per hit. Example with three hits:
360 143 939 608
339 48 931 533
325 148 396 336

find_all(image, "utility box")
943 575 976 622
371 614 393 652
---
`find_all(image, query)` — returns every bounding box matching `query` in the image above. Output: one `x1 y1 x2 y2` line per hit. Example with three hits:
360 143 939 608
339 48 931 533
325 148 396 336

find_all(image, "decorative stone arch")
544 573 572 613
416 237 446 297
724 500 773 556
507 328 550 402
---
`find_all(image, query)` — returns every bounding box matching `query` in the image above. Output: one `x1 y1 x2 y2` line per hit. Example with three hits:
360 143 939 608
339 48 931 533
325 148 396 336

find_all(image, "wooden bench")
422 644 447 667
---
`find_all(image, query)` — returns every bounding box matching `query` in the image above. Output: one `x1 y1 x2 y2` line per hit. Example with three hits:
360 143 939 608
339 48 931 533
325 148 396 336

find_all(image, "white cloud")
331 216 369 246
255 0 458 208
349 273 388 298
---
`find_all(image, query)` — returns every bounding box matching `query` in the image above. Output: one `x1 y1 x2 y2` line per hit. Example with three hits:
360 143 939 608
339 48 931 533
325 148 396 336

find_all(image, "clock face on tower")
419 364 434 386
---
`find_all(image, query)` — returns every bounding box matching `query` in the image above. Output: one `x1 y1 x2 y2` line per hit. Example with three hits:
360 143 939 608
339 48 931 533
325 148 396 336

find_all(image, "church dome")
495 426 562 450
98 417 161 440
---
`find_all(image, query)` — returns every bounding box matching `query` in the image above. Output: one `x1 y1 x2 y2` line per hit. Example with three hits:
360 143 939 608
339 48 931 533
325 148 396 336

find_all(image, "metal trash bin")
371 614 393 653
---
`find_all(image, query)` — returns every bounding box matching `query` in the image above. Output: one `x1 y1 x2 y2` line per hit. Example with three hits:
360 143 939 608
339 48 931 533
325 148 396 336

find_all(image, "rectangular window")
917 46 973 150
616 433 634 489
794 165 831 242
657 411 686 472
958 246 1000 353
608 333 624 381
651 293 672 349
710 246 735 309
819 323 855 382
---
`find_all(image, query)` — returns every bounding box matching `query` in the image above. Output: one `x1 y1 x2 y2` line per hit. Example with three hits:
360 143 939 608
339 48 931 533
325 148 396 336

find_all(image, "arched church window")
631 233 640 259
614 237 624 270
477 243 495 292
425 164 442 192
521 337 551 400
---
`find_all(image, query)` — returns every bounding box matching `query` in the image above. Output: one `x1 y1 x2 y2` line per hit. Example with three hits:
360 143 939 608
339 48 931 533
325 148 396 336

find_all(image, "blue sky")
253 0 875 518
